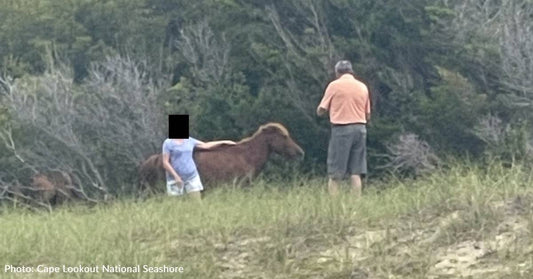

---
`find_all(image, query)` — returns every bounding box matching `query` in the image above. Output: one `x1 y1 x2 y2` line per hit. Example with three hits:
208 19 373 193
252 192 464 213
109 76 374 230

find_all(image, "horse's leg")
237 171 254 188
139 187 151 201
245 173 253 186
231 177 239 190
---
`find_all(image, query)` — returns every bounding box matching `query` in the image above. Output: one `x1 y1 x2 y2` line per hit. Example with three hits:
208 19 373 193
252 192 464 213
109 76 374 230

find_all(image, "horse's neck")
241 135 270 170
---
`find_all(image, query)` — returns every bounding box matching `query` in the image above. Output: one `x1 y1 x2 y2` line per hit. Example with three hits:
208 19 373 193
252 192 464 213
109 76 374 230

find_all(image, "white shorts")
166 175 204 196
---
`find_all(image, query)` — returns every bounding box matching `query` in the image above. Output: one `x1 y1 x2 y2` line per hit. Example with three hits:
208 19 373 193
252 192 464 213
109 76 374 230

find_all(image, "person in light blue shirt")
162 137 235 200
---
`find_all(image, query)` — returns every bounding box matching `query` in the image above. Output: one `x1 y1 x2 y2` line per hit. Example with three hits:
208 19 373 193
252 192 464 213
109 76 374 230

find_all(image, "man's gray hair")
334 60 354 75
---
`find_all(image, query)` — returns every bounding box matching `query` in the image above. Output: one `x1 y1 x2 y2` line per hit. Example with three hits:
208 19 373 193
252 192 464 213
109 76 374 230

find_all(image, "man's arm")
317 106 327 116
365 90 371 123
317 83 334 117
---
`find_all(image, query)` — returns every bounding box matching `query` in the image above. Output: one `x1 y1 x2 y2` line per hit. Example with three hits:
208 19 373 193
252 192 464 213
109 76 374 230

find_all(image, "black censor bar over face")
168 114 189 139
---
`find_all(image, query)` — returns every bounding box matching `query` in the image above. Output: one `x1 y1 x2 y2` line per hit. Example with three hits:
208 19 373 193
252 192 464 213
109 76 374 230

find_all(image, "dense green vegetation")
0 0 532 195
1 163 532 278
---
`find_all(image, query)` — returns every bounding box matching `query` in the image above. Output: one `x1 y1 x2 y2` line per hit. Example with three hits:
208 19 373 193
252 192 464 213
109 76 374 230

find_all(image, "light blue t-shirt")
162 137 199 182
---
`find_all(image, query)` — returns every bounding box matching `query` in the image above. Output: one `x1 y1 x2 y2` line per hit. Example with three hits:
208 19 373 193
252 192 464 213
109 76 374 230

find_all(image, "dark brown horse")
138 123 305 192
30 171 81 205
138 153 166 193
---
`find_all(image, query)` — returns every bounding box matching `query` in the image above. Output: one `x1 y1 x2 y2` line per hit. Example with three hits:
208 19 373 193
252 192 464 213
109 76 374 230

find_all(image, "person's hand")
174 176 183 186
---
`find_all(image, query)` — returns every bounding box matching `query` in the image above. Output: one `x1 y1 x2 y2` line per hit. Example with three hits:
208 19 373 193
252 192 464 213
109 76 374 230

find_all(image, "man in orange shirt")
317 60 371 197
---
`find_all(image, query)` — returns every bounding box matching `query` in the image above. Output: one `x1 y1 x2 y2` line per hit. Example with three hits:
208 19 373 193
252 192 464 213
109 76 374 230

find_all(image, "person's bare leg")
328 178 340 197
350 174 362 197
188 191 202 202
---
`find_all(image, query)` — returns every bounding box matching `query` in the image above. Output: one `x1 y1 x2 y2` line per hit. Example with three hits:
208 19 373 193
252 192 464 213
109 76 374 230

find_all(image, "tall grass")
1 162 532 278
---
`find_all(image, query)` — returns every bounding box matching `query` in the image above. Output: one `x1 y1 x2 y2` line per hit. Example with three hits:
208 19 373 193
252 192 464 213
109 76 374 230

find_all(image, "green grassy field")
1 163 532 278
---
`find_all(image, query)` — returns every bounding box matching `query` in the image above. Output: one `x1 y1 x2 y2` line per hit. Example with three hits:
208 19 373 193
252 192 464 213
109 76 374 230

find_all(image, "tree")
1 54 167 199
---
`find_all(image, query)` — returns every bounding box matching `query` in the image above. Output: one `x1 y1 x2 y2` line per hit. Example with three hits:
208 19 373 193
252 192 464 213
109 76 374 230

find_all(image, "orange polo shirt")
318 74 370 124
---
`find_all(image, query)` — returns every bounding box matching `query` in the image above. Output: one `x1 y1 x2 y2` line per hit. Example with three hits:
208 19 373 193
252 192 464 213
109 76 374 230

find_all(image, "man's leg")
350 174 362 197
327 126 351 197
348 125 367 198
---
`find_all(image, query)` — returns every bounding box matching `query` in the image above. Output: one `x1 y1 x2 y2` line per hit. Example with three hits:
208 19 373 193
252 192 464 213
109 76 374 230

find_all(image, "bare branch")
0 76 14 96
443 0 533 98
2 54 167 200
474 114 507 146
0 125 38 174
380 133 441 175
175 21 230 84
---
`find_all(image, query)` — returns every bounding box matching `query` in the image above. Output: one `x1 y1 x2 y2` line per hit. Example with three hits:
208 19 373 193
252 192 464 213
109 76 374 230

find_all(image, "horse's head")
259 123 305 159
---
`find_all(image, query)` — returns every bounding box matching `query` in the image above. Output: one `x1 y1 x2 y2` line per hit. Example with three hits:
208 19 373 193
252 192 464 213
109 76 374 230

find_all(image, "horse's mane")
237 122 289 144
194 123 289 152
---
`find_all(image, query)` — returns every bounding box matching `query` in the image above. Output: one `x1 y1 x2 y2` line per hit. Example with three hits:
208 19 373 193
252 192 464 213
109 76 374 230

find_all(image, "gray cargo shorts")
327 124 367 180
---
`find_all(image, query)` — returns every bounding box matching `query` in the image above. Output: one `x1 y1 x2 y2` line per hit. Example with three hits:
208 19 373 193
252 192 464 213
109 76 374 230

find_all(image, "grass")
1 162 533 278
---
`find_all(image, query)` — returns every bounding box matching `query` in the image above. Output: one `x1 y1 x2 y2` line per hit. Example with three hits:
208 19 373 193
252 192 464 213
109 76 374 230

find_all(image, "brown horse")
138 153 166 193
138 123 305 192
30 171 81 205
